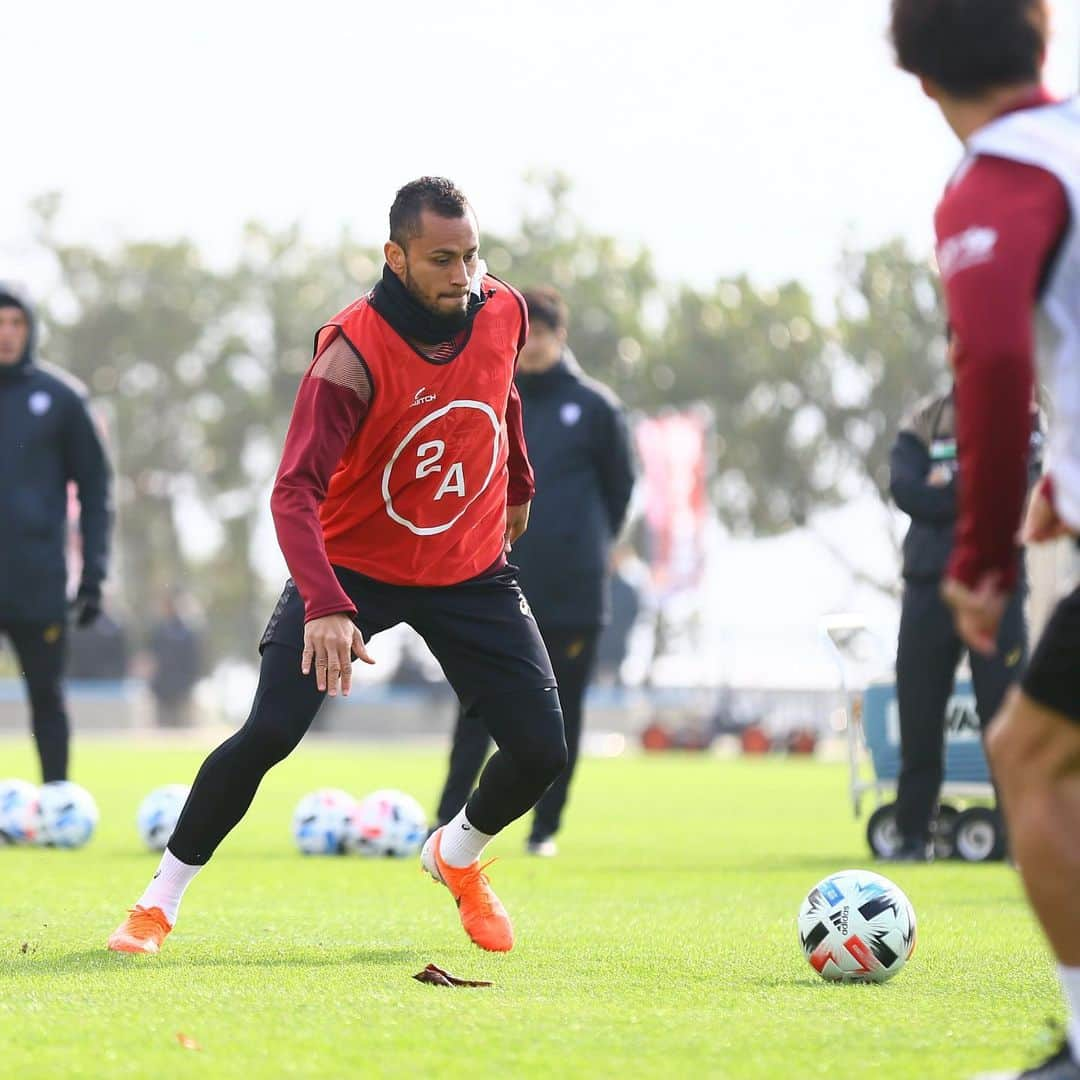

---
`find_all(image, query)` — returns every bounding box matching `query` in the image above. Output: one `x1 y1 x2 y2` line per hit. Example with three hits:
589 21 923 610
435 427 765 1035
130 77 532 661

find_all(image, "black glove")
70 584 103 628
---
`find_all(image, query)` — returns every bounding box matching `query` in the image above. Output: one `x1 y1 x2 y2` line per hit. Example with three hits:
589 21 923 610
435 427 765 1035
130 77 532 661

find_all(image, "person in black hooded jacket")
0 284 112 781
886 388 1038 860
433 286 636 855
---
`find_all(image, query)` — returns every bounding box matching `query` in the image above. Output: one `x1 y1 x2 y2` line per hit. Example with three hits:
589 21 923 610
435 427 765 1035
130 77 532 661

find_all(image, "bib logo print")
382 400 501 536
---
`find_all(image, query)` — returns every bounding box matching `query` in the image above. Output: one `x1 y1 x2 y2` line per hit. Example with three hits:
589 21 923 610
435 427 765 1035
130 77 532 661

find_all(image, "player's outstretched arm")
271 331 370 623
938 156 1067 654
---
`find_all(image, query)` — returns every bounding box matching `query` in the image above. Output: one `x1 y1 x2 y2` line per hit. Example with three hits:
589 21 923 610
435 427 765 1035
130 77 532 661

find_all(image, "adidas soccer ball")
0 779 39 845
34 781 99 849
345 789 427 857
292 788 356 855
136 785 190 851
797 869 917 983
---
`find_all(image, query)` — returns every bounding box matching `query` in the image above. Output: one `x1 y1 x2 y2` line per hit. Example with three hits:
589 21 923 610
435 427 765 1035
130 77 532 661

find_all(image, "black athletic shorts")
1022 584 1080 721
260 562 556 709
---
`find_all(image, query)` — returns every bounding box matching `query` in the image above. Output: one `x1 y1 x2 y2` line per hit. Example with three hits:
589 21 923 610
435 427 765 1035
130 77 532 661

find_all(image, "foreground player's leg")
986 690 1080 1076
108 644 324 953
422 685 566 951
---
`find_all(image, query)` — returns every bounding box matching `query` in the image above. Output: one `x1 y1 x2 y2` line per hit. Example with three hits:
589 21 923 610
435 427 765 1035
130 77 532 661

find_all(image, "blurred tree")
487 176 839 536
482 172 663 407
832 239 948 501
650 277 832 534
31 195 235 636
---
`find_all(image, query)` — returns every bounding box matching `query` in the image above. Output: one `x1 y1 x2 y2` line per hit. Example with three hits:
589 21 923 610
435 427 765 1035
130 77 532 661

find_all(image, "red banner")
634 408 711 598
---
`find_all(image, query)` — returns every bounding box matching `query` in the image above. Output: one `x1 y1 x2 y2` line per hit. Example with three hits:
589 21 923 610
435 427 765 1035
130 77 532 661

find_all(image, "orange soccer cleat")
421 827 514 952
106 905 173 955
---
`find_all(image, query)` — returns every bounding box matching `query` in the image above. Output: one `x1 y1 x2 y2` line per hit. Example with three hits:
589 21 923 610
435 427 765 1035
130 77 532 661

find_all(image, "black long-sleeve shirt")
0 287 112 622
890 392 1040 584
890 395 958 582
510 351 636 629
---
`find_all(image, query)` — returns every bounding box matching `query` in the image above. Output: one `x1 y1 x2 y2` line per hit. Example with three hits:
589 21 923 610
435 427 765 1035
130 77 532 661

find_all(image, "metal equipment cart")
822 614 1004 862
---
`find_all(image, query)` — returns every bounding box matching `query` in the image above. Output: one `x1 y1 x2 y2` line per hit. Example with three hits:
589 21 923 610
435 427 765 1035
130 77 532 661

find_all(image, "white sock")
136 849 202 926
1058 965 1080 1060
438 806 493 868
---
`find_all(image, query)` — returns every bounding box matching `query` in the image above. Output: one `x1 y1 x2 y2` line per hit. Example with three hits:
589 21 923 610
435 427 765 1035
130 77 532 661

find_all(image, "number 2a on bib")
414 440 467 501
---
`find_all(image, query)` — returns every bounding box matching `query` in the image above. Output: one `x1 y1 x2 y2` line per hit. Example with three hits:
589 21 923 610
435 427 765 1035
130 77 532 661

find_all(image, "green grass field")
0 738 1062 1079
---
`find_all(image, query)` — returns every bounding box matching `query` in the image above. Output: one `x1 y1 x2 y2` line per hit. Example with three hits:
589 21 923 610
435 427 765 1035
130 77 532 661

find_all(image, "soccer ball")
345 789 427 857
0 779 39 845
34 781 99 849
136 785 190 851
292 788 356 855
797 869 916 983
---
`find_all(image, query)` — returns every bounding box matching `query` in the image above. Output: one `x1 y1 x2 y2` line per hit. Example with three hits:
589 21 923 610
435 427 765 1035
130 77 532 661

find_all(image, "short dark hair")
522 286 568 332
389 177 470 248
890 0 1047 99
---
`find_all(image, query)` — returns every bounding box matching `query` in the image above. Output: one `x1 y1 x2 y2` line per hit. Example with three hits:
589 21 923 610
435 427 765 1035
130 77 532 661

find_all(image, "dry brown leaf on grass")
413 963 493 988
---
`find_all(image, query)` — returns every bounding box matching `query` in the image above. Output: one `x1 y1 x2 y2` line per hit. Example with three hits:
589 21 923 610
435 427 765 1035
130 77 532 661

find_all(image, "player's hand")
504 501 531 552
69 584 102 628
926 464 952 487
1021 476 1075 545
302 613 374 697
941 573 1008 657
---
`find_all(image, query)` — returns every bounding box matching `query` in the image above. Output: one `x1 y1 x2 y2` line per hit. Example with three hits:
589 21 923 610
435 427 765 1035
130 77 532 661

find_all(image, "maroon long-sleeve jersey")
935 87 1070 592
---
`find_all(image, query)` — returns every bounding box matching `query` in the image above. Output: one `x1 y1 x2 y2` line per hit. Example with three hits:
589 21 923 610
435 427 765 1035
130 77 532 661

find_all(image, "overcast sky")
2 0 1078 310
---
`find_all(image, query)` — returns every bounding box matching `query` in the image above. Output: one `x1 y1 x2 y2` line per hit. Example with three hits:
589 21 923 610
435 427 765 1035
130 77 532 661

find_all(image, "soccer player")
107 178 567 956
0 284 112 783
891 2 1080 1075
433 287 636 856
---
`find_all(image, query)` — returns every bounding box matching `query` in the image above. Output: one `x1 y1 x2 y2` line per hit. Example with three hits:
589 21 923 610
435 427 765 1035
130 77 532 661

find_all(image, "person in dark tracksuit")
433 287 636 855
887 389 1037 861
0 285 111 782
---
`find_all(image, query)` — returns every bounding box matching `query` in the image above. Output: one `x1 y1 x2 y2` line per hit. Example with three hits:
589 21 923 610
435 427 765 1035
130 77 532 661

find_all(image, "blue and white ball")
292 788 356 855
136 784 190 851
34 781 99 849
345 789 427 858
797 869 917 983
0 779 40 845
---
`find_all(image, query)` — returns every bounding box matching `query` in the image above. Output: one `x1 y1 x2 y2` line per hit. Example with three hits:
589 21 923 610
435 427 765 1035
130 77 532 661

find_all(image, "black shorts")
1022 585 1080 721
260 563 556 709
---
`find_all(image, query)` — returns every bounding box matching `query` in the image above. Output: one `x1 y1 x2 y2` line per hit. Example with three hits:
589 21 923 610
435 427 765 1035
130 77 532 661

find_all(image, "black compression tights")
168 645 321 864
168 644 567 865
465 686 567 835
